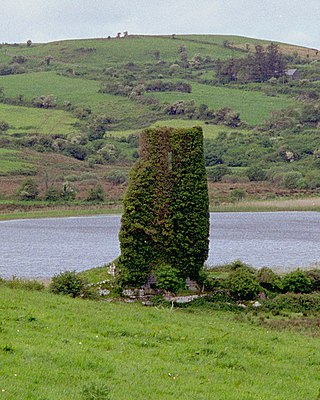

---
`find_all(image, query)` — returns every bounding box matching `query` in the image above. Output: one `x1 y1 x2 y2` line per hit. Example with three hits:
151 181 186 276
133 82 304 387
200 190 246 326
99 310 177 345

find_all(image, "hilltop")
0 34 319 216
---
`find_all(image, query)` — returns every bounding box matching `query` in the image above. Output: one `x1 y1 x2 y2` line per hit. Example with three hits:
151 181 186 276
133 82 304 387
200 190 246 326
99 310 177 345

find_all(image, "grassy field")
0 149 34 176
148 83 299 125
0 287 319 400
0 35 238 66
0 72 152 127
0 103 79 135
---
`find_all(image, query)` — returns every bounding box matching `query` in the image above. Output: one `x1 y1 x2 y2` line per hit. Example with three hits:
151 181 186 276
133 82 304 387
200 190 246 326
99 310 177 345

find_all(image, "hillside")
0 286 319 399
0 34 319 215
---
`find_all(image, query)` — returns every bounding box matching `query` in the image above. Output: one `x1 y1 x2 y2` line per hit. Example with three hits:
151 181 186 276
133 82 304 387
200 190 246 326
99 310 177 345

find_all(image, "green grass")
0 103 79 135
0 72 153 127
0 287 319 399
147 82 299 125
0 148 34 175
2 35 239 66
151 119 251 138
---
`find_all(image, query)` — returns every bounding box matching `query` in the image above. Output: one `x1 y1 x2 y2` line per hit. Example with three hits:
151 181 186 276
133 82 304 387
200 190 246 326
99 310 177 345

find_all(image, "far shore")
0 197 320 221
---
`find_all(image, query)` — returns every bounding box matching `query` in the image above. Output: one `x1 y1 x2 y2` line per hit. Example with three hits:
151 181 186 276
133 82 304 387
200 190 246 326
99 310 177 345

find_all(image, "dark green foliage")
282 270 313 293
86 184 105 202
49 270 94 299
44 187 62 201
257 267 282 292
306 269 320 291
155 265 185 293
261 293 320 313
246 165 267 181
228 268 261 300
206 165 230 182
17 178 39 200
0 120 9 132
119 126 209 287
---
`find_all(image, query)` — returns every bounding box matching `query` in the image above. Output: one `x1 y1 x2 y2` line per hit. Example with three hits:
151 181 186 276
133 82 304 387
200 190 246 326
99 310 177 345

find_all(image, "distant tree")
123 31 128 38
0 120 9 132
26 40 32 47
116 32 121 39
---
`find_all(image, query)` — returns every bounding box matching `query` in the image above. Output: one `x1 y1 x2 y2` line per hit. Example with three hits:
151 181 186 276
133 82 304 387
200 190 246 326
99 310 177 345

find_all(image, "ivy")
118 126 209 287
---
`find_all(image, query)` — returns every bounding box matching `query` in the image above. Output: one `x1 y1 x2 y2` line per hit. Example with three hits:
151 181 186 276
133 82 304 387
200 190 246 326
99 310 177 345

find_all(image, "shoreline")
0 197 320 221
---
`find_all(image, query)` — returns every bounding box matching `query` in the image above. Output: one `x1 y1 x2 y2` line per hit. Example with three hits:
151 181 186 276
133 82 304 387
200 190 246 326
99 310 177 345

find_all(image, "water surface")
0 212 319 278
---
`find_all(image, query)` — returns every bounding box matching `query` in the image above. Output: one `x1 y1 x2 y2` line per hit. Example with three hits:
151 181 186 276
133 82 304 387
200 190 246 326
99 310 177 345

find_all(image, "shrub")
86 184 105 202
44 187 61 201
256 267 282 292
262 293 320 313
230 188 246 202
49 270 95 299
280 171 305 189
61 182 77 201
17 178 39 200
246 165 267 181
0 120 9 132
105 169 128 185
206 165 230 182
228 268 261 300
155 265 185 293
306 269 320 291
282 270 313 293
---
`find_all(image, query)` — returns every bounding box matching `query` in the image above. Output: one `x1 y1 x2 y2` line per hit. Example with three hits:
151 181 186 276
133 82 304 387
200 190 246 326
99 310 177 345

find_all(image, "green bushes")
155 265 185 293
228 267 261 300
49 270 95 299
282 270 313 293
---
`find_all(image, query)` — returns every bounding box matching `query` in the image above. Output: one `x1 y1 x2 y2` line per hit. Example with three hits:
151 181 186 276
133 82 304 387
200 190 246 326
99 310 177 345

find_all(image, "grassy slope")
147 83 299 125
0 103 79 135
0 149 34 175
0 288 319 400
0 72 152 126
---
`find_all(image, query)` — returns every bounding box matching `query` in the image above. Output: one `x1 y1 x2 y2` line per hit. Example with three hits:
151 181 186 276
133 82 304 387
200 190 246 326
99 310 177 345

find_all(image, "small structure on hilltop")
118 126 210 289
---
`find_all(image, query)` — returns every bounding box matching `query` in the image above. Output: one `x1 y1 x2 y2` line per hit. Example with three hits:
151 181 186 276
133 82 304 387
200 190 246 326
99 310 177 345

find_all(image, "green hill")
0 34 319 214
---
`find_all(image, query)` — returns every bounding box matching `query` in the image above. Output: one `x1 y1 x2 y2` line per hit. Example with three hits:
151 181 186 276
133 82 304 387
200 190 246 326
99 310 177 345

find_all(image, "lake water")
0 212 319 278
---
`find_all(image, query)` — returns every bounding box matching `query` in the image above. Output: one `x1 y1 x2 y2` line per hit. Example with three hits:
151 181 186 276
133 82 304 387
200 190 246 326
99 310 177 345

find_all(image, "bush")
262 293 320 313
0 120 9 132
206 165 230 182
44 187 61 201
228 268 261 300
280 171 305 189
306 269 320 291
230 188 246 202
155 265 185 293
256 267 282 292
105 169 128 184
246 165 267 181
282 270 312 293
0 277 44 291
86 184 105 202
49 270 95 299
17 179 39 200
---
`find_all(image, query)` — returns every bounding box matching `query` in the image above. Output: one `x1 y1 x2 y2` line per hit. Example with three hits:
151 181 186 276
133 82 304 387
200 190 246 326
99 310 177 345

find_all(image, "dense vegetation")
0 34 319 215
119 127 209 286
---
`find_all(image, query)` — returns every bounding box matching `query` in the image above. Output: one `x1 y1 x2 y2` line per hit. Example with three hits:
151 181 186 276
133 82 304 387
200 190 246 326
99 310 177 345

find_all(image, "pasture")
0 287 319 400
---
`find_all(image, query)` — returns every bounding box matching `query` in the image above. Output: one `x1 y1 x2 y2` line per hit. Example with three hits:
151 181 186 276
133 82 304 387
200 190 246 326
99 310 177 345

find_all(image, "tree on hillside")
118 126 209 287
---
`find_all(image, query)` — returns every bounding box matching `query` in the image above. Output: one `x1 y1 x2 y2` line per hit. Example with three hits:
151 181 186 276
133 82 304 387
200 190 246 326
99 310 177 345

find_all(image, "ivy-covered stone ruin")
118 126 209 287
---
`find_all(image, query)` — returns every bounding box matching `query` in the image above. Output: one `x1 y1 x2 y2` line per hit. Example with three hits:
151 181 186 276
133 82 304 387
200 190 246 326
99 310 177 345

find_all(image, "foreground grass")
0 289 319 399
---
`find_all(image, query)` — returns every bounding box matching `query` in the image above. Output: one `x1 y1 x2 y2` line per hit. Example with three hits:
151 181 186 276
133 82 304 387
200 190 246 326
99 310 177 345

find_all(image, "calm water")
0 212 319 278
